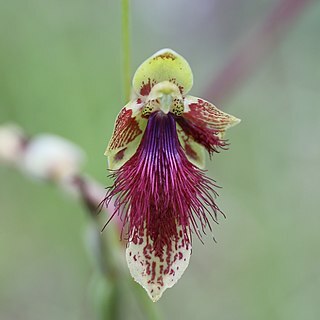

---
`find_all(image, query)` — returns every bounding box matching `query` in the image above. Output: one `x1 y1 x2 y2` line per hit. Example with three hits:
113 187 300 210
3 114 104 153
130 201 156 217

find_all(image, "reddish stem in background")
204 0 313 104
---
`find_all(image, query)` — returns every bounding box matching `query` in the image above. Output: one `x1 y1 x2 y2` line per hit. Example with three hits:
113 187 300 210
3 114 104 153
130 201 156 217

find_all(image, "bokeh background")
1 0 320 319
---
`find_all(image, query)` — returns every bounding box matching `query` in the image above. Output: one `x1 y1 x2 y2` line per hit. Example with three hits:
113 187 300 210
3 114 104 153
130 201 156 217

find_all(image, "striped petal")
132 48 193 97
104 99 147 170
126 226 191 302
183 96 241 138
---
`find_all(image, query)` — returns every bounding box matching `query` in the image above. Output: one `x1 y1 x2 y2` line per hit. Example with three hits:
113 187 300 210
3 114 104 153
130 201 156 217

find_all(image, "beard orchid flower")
103 49 240 302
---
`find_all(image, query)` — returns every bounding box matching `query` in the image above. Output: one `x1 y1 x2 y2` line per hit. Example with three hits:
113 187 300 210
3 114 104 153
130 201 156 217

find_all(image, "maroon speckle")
146 261 151 275
140 78 156 96
151 262 156 281
153 52 176 61
114 148 126 161
169 78 184 94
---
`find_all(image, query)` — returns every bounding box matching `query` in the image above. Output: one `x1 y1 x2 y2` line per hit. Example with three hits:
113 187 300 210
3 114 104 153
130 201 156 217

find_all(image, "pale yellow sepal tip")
231 116 241 126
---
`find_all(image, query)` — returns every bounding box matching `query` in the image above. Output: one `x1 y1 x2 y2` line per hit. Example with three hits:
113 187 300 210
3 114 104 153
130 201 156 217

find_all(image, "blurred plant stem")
76 176 162 319
89 274 121 320
204 0 313 104
122 0 131 102
86 220 121 320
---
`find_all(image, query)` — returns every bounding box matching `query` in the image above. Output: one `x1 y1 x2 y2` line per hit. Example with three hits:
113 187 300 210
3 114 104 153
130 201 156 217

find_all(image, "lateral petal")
183 96 241 136
132 48 193 97
176 122 206 169
177 96 240 155
104 99 146 170
126 226 191 302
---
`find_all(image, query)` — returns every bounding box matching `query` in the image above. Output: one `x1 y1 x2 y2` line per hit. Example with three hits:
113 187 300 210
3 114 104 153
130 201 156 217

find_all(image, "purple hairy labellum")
102 49 240 301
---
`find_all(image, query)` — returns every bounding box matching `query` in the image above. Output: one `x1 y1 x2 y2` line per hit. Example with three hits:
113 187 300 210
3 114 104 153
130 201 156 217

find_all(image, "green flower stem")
122 0 131 102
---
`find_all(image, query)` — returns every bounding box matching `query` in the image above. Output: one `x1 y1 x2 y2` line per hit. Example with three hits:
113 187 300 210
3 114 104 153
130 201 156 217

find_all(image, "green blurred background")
1 0 320 319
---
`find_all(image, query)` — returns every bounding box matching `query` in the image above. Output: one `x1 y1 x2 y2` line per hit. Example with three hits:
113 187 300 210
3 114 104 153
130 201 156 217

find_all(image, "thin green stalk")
122 0 131 102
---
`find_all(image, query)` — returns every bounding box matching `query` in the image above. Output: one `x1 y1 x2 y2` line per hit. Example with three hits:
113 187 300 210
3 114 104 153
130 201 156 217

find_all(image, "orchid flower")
103 49 240 302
